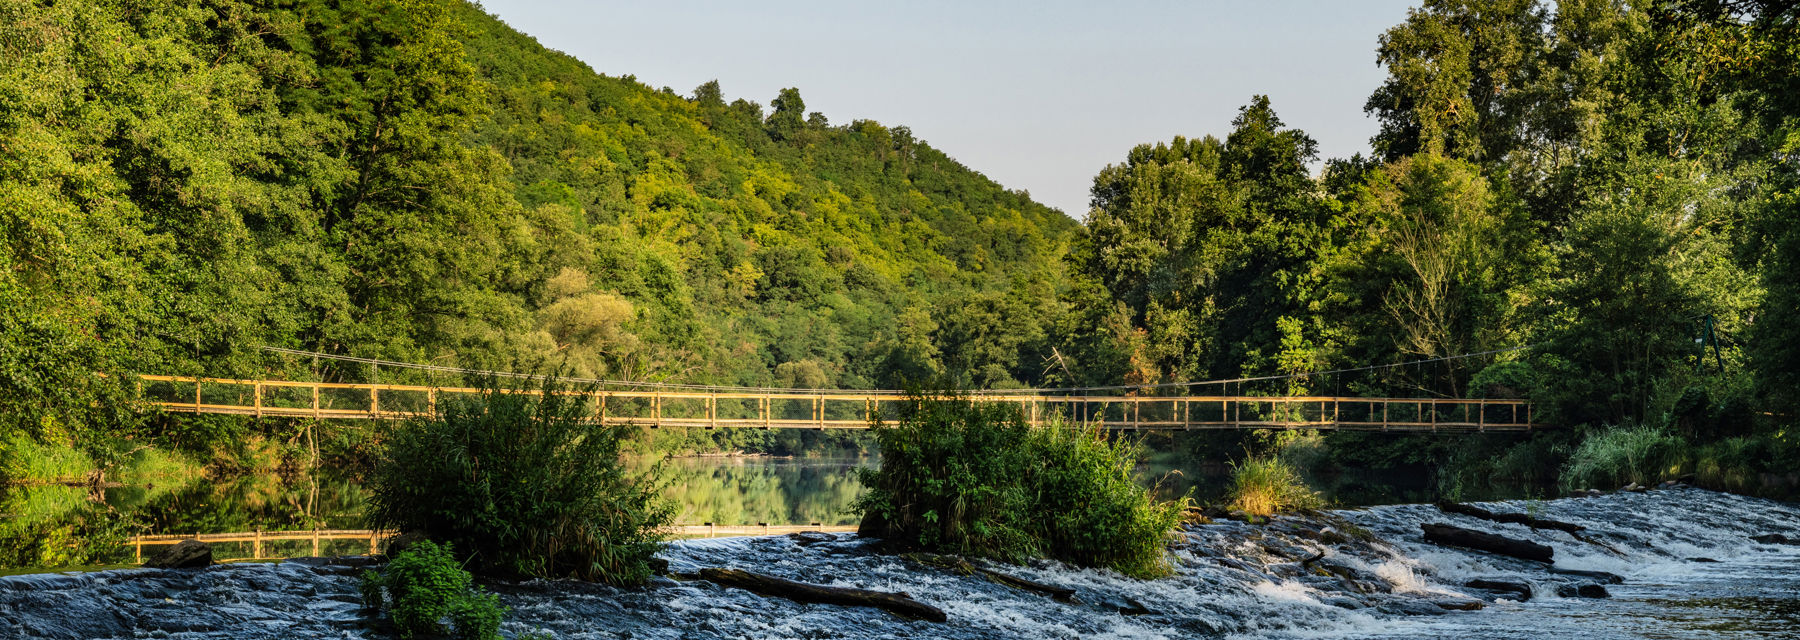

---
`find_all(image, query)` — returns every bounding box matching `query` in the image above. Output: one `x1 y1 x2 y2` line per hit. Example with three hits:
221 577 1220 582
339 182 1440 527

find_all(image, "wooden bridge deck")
137 375 1537 432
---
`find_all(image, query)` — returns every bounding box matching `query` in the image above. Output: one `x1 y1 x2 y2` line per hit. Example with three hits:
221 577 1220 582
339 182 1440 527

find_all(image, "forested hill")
0 0 1081 445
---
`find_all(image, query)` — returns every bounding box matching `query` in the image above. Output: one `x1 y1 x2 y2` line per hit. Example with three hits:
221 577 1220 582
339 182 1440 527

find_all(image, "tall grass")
367 376 672 583
856 396 1187 578
1225 455 1323 517
1559 424 1686 489
0 434 95 484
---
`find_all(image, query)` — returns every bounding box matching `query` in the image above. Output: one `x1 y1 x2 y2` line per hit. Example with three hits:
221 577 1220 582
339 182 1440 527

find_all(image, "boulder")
143 539 212 569
1751 533 1797 545
856 510 888 538
1556 583 1610 598
1435 598 1486 611
1548 568 1624 584
382 531 429 559
1465 579 1533 601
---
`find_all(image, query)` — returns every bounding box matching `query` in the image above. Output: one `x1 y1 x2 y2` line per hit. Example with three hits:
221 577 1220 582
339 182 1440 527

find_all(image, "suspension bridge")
135 374 1537 432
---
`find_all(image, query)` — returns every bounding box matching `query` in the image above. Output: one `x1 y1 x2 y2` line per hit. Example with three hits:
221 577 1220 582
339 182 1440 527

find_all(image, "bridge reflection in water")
137 375 1536 433
127 524 861 563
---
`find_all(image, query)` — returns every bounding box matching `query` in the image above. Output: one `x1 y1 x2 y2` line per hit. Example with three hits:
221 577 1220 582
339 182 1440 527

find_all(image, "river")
3 460 1798 638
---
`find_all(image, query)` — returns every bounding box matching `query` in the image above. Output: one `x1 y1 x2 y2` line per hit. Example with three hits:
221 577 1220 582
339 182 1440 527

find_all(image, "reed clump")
1225 455 1323 517
366 376 671 584
1559 424 1686 490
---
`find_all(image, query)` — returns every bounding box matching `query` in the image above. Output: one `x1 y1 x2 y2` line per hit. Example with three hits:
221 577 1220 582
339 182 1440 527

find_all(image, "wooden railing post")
312 384 321 419
370 387 379 416
254 382 263 419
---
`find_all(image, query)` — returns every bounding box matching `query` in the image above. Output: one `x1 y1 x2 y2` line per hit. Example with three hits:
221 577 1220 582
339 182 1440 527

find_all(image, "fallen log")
1436 502 1584 533
903 553 1077 601
697 568 947 622
1421 523 1553 563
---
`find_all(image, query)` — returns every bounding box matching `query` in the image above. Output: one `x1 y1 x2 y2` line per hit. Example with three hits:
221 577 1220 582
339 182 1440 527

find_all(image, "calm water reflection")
646 457 873 526
0 457 875 571
0 454 1487 572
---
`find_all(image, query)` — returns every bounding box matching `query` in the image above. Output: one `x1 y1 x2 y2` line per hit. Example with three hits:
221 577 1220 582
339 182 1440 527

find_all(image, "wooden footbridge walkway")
136 374 1537 432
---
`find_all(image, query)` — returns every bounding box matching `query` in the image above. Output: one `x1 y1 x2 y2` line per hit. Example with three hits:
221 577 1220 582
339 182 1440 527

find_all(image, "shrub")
361 540 504 640
1028 421 1187 577
366 376 672 583
1559 424 1687 489
1225 455 1323 517
855 395 1187 578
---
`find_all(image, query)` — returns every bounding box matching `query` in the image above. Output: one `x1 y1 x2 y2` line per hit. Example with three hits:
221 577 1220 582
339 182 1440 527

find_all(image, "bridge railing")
136 375 1535 432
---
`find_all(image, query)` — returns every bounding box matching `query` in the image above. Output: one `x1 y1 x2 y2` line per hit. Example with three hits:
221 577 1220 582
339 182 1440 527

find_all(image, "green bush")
1560 424 1687 490
855 395 1187 578
1027 421 1187 577
366 376 672 583
1224 455 1323 517
361 540 504 640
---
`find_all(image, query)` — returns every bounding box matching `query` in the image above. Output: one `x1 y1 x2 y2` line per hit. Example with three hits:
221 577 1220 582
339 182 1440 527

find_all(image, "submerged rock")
1548 568 1624 584
143 539 212 569
1466 579 1533 601
1557 583 1611 598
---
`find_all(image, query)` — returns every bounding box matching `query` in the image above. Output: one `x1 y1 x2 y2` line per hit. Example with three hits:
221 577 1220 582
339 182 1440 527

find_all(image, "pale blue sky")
478 1 1419 218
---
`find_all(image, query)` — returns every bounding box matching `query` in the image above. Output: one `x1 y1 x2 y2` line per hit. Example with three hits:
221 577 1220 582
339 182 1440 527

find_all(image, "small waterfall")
2 488 1796 639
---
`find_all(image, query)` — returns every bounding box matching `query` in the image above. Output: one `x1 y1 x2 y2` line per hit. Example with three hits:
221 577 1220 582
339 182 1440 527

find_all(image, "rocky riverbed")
3 488 1797 639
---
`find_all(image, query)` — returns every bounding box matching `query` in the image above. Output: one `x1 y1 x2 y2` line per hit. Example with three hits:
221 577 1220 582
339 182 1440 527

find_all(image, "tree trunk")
1421 523 1553 563
1436 502 1584 533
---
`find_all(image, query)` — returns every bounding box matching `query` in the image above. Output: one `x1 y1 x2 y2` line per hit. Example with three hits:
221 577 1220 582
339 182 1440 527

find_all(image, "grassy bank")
1559 425 1800 497
0 435 203 486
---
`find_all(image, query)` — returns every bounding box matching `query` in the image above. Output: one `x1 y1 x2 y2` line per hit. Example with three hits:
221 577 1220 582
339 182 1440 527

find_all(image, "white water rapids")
2 488 1796 638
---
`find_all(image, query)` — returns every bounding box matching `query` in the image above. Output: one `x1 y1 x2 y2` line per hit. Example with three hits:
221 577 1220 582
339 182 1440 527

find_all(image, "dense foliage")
366 377 670 583
1077 0 1800 493
0 0 1081 471
4 0 1799 500
361 540 505 640
856 397 1186 578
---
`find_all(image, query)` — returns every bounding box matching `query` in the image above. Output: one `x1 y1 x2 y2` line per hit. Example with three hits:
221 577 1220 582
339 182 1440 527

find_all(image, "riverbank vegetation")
361 540 505 640
367 378 670 583
1225 455 1325 518
856 397 1186 578
2 0 1798 506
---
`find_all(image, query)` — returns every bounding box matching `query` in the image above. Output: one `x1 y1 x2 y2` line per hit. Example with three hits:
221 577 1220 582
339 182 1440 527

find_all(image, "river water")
2 487 1797 638
3 459 1798 638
